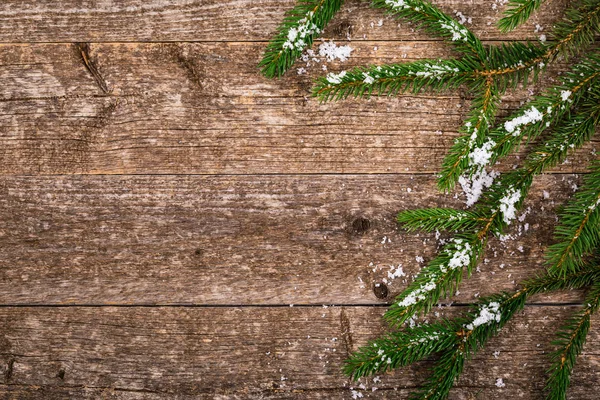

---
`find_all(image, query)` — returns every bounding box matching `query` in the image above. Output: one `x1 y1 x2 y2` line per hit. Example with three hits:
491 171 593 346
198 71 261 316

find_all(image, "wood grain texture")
0 174 586 305
0 42 597 175
2 0 599 397
0 306 598 399
0 0 568 43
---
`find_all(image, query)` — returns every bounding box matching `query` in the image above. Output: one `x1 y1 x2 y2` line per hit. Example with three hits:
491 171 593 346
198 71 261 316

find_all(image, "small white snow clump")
318 41 353 62
283 12 320 50
388 264 406 280
499 188 521 224
459 169 499 207
440 20 469 41
465 302 502 330
560 90 572 101
385 0 410 10
326 71 346 84
504 106 544 136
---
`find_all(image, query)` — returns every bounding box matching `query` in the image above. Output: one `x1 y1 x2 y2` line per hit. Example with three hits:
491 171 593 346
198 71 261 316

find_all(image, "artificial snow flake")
319 41 353 62
469 139 496 167
499 188 522 224
326 71 346 84
388 264 406 280
560 90 572 101
439 20 469 41
282 12 321 51
504 106 544 136
447 240 472 270
415 62 460 79
385 0 409 9
465 302 502 330
459 168 499 207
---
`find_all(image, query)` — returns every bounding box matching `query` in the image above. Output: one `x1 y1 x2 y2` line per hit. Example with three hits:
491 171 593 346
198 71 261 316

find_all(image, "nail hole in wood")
351 217 371 234
57 369 65 380
373 282 388 299
333 21 353 37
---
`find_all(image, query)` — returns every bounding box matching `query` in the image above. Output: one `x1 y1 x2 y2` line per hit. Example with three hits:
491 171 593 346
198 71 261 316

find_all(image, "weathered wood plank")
0 306 598 399
0 0 567 43
0 42 596 175
0 174 586 305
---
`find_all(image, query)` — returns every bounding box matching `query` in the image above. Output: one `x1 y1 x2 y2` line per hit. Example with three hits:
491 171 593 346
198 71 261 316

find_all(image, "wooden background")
1 0 599 398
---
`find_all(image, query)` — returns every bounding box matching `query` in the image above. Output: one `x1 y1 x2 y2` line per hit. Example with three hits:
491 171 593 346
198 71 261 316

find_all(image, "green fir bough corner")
260 0 600 399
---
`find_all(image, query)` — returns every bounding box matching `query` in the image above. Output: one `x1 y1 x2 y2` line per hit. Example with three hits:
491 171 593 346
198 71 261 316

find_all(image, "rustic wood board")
2 0 599 398
0 41 596 175
0 0 568 43
0 174 585 305
0 306 598 399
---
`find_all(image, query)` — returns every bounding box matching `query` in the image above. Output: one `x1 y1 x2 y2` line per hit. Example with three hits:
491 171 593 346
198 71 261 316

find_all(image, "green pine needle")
498 0 546 32
385 234 483 326
397 208 483 233
546 163 600 277
545 281 600 400
343 320 459 380
262 0 600 398
312 59 476 101
259 0 343 78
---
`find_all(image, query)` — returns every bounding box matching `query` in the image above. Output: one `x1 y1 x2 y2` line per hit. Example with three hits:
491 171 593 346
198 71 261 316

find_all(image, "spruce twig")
259 0 343 78
262 0 600 398
498 0 546 32
545 281 600 400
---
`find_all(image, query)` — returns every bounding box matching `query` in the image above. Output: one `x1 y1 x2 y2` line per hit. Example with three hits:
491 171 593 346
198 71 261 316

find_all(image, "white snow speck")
459 169 499 207
363 73 375 84
560 90 572 101
504 106 544 136
465 301 502 330
499 187 521 224
326 70 346 84
318 41 353 62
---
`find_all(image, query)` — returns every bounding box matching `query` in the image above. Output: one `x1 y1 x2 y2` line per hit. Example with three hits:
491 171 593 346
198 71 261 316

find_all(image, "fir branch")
259 0 343 78
520 87 600 176
546 163 600 277
438 78 499 192
372 0 486 62
545 281 600 400
498 0 546 33
385 234 483 326
473 85 600 236
406 268 600 399
343 320 459 380
346 267 600 383
482 41 547 90
409 345 465 400
550 0 600 60
386 97 600 324
464 53 600 178
397 208 483 233
313 59 475 101
478 0 600 79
